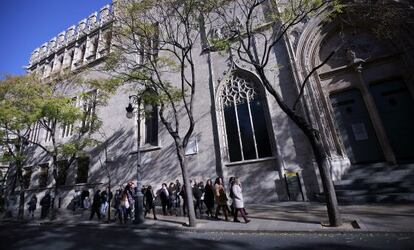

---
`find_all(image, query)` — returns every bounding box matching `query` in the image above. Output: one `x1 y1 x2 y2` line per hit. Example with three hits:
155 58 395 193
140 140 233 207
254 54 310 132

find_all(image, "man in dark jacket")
40 192 51 219
159 183 169 216
89 190 101 220
193 182 203 217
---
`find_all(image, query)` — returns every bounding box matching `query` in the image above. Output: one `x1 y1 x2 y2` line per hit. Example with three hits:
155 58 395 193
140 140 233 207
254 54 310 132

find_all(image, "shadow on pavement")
0 224 246 250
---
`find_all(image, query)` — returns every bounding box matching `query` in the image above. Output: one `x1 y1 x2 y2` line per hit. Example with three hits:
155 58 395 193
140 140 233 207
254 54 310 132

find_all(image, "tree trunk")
18 189 25 219
256 68 342 226
51 158 59 220
175 142 196 227
16 163 25 219
308 134 342 226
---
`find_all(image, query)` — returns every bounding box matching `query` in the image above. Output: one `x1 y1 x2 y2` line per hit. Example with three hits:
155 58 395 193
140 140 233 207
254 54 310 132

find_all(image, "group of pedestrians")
142 180 182 220
112 182 135 223
140 176 250 223
26 191 51 219
89 187 113 220
72 189 92 211
23 175 250 224
212 177 250 223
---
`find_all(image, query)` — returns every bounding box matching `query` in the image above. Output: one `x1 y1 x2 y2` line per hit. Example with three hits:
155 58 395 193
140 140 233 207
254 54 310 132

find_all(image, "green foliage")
41 97 82 125
209 38 231 51
59 138 98 158
0 71 110 173
0 75 44 130
198 0 232 13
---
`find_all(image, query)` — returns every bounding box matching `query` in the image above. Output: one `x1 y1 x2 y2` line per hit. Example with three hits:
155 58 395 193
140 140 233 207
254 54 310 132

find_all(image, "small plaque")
185 138 198 155
351 123 368 141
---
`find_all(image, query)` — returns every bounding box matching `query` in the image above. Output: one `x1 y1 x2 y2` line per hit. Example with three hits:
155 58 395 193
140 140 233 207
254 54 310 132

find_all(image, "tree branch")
292 48 337 111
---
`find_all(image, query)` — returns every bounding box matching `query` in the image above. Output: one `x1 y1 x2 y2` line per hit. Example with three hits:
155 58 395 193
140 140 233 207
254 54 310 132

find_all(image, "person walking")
158 183 170 216
120 190 130 223
228 177 235 216
27 195 37 218
100 187 112 217
198 181 205 211
193 181 203 217
144 185 157 220
179 184 187 216
89 190 101 221
80 189 90 209
83 196 91 209
124 182 135 221
168 182 177 215
214 177 228 221
113 188 123 223
204 179 215 217
40 192 51 219
100 189 108 217
175 179 181 208
232 177 250 223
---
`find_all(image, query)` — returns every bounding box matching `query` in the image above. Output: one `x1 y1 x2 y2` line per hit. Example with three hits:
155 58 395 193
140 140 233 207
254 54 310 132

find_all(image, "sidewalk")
4 202 414 233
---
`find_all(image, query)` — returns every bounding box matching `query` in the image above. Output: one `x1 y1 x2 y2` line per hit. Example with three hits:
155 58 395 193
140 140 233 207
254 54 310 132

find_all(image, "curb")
2 220 414 234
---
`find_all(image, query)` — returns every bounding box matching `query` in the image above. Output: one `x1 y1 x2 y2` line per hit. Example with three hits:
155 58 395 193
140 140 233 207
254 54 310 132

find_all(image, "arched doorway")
297 11 414 165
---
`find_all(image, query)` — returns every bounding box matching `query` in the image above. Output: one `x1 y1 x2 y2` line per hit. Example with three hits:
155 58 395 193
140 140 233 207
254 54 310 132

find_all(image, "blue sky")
0 0 111 78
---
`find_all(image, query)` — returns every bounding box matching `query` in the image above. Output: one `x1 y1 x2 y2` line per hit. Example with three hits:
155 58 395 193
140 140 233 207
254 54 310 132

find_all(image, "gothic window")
144 102 158 146
75 44 86 66
38 164 48 188
23 168 32 189
81 90 97 132
61 97 78 138
29 122 41 143
67 49 75 68
220 72 272 162
104 31 112 50
93 37 99 56
56 160 68 186
44 60 53 77
45 119 56 142
76 157 89 184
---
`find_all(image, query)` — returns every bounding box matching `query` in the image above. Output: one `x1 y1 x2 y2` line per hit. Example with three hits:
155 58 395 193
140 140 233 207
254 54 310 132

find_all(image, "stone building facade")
14 0 414 212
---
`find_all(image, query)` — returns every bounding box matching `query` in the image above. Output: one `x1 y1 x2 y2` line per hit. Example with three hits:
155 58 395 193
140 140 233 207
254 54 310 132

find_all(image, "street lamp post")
126 95 145 224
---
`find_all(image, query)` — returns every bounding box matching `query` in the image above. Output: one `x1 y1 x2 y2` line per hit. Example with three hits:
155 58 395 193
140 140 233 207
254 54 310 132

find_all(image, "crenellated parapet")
28 4 114 77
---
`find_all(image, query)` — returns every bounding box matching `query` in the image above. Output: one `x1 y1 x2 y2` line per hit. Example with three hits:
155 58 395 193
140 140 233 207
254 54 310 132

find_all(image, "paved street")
2 202 414 250
1 224 413 250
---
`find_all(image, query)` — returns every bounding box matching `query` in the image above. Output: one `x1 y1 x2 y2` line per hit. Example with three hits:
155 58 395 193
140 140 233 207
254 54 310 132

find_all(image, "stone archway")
295 8 414 167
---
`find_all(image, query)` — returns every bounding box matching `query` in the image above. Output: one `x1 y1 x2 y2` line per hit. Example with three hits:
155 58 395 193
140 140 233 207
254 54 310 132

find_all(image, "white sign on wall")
185 138 198 155
351 123 369 141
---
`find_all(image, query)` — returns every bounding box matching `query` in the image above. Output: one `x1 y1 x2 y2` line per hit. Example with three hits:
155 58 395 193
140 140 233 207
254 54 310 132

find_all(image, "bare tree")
105 0 204 227
206 0 343 226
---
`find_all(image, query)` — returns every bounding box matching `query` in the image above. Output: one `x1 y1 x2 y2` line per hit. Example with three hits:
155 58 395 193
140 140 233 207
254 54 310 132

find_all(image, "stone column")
354 63 397 165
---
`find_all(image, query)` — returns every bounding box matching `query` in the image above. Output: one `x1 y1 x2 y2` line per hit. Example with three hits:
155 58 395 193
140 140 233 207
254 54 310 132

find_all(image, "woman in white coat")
231 178 250 223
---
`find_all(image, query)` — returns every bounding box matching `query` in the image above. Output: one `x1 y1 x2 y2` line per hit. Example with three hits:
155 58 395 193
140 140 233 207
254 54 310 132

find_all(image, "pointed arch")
216 65 273 162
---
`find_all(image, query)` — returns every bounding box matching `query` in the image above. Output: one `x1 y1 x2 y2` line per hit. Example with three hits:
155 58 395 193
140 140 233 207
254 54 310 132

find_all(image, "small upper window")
76 157 89 184
56 160 68 186
144 103 158 146
38 164 49 188
23 168 32 189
